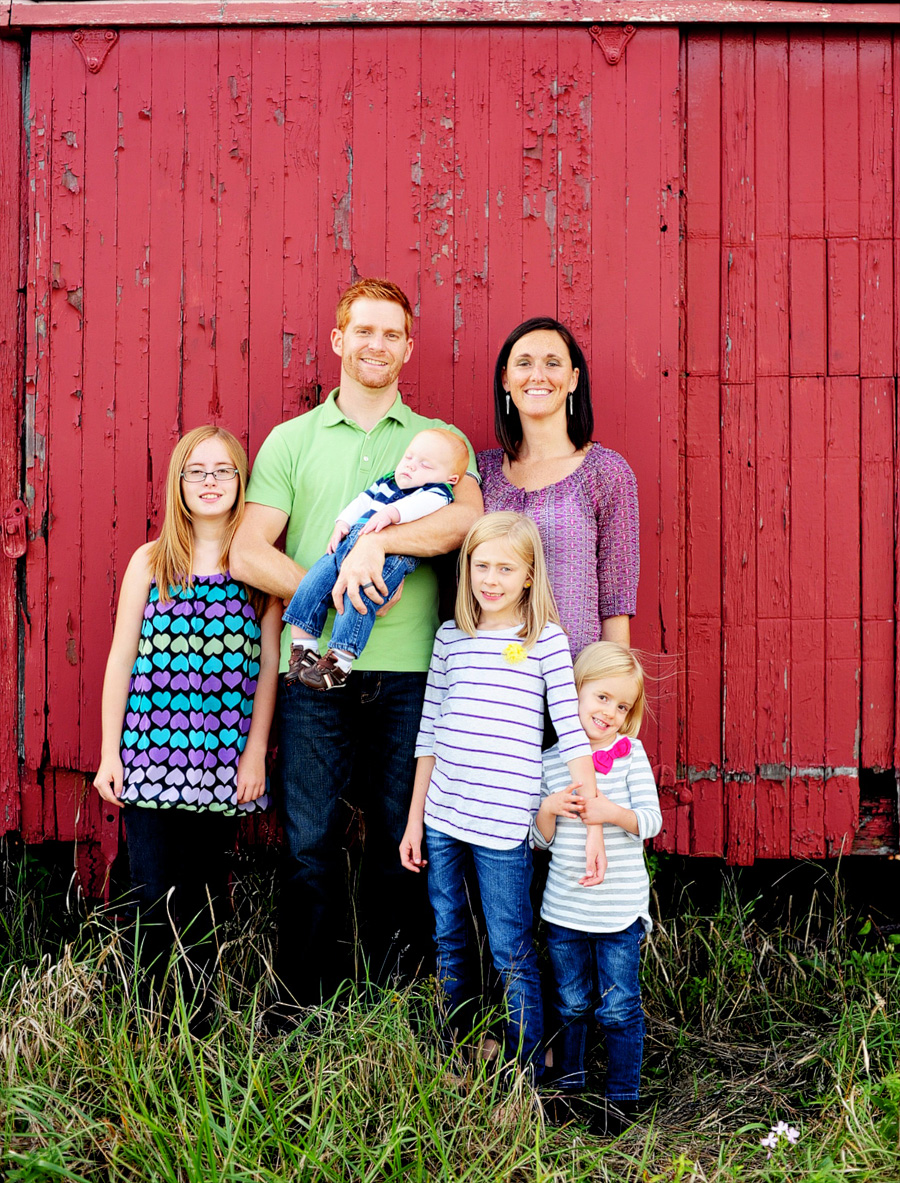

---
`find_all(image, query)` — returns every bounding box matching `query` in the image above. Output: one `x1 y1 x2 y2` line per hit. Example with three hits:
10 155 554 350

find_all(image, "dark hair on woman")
492 316 593 460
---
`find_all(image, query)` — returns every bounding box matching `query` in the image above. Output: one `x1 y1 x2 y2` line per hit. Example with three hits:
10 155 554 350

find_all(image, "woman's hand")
236 748 267 803
93 755 125 808
399 820 427 872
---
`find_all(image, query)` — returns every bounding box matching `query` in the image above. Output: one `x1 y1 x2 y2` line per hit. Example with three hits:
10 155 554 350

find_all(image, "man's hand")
332 533 388 613
361 507 400 535
327 520 350 554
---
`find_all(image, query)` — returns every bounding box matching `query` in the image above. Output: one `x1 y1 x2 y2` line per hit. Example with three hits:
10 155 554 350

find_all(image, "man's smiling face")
331 296 414 392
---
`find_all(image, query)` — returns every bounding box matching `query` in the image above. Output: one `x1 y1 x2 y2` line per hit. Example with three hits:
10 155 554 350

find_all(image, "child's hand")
93 755 126 808
361 507 400 535
236 749 267 803
399 821 428 872
575 791 615 826
543 785 586 820
579 826 607 887
327 521 350 554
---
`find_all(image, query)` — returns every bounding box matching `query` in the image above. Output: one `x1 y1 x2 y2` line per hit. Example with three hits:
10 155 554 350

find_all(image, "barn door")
21 24 680 880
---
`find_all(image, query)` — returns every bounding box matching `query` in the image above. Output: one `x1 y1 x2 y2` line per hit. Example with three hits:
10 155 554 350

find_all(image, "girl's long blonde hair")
149 425 263 614
573 642 647 737
455 512 559 650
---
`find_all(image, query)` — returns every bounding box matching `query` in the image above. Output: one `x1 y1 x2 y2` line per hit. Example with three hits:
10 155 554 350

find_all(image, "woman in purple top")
478 317 639 651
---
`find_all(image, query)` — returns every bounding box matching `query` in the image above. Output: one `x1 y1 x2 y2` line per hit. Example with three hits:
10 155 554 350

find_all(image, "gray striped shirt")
534 739 662 933
417 623 591 850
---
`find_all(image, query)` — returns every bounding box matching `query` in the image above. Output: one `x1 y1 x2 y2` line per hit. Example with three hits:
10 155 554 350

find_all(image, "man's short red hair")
336 278 414 337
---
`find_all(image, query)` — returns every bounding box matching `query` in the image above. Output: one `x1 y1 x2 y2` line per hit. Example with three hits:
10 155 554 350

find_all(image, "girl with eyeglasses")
94 425 280 1028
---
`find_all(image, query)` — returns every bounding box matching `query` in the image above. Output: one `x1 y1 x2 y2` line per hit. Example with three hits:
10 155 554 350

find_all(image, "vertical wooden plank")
316 30 353 375
656 29 682 842
721 383 756 864
788 32 826 378
78 33 119 777
824 375 861 854
0 38 23 830
282 28 320 424
181 30 219 434
590 32 626 448
248 27 287 453
418 27 455 423
860 239 893 378
623 29 663 668
790 376 826 857
454 27 491 449
23 33 52 784
487 28 523 358
858 32 892 242
827 238 861 376
823 31 860 240
755 32 789 378
148 27 186 514
685 376 724 857
684 32 721 379
720 29 756 379
556 27 592 337
45 31 86 782
115 31 152 591
215 30 252 448
755 375 791 858
385 26 422 405
351 27 388 279
860 377 895 770
521 27 557 318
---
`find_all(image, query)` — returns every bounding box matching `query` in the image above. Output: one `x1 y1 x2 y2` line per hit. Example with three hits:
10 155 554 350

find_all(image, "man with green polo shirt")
231 279 482 1006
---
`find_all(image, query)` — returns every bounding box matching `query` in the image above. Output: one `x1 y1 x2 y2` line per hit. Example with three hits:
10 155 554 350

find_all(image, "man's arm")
332 473 483 613
230 502 306 601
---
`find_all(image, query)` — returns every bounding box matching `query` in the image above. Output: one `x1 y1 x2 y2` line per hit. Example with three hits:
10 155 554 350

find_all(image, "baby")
283 428 469 690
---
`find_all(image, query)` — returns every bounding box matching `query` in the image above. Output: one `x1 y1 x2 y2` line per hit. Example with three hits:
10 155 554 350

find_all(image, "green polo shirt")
246 390 478 673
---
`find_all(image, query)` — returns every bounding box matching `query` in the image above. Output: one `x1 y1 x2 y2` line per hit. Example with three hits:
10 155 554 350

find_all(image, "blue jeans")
425 826 544 1076
546 919 646 1100
282 521 418 659
275 670 429 1004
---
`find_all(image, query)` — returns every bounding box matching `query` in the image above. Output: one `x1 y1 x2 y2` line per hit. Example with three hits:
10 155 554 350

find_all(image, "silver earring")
568 393 573 415
506 394 510 414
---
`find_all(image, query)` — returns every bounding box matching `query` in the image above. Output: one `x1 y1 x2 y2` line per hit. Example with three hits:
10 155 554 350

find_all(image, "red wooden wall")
0 16 897 880
681 28 898 862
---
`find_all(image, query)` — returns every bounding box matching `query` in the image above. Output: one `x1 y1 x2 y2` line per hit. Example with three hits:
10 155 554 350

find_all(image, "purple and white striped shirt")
416 622 591 850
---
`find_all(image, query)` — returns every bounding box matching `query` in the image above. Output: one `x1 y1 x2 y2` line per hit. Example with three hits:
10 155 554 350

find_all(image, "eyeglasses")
181 467 239 483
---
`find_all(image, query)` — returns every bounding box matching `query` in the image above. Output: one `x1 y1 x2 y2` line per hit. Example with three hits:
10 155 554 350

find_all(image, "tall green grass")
1 843 898 1182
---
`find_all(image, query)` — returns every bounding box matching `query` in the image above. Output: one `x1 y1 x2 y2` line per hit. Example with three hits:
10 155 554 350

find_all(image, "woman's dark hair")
492 316 593 460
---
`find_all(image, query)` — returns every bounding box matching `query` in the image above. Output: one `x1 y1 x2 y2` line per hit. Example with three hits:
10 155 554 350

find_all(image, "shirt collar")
321 388 411 429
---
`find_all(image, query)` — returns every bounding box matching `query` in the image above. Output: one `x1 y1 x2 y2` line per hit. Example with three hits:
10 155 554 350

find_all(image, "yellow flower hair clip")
503 642 527 665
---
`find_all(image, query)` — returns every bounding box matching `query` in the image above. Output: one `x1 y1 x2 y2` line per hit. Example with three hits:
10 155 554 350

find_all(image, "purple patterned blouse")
477 445 640 656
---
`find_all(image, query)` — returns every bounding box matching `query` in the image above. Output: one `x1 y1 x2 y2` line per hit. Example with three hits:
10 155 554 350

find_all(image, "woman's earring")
524 580 531 588
568 393 573 416
506 394 511 415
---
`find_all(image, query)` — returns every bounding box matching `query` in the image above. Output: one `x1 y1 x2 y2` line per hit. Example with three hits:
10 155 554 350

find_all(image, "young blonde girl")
400 512 606 1078
94 426 281 1007
534 642 662 1133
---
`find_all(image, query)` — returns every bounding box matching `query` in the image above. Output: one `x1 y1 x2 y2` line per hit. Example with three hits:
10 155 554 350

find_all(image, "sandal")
284 645 319 685
299 649 350 691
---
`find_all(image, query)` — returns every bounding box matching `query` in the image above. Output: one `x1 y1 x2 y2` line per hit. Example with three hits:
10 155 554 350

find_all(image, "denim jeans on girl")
546 918 646 1100
425 826 544 1077
282 520 418 659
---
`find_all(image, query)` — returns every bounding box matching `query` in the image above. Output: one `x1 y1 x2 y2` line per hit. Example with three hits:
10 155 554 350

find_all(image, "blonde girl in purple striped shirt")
399 512 606 1079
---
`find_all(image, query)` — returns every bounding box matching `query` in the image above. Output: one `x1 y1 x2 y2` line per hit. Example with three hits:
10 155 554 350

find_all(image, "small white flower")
760 1121 800 1160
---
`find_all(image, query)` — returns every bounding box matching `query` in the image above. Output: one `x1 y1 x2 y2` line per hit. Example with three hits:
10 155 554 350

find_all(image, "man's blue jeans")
425 826 544 1076
282 522 418 659
546 918 646 1099
275 671 429 1004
